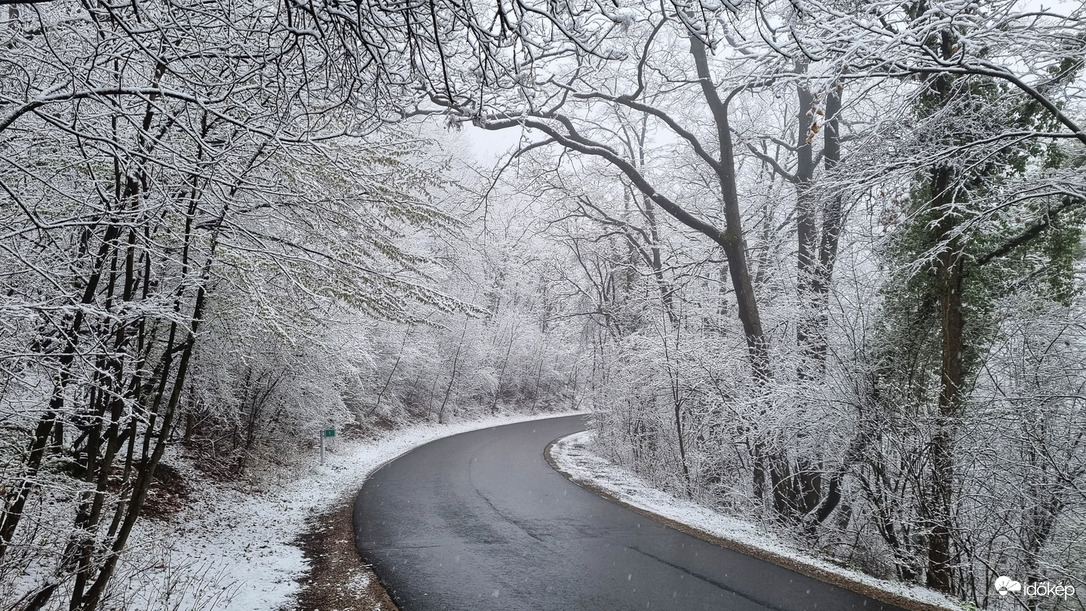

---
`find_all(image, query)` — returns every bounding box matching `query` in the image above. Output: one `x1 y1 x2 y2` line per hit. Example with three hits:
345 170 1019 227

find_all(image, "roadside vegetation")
1 0 1083 609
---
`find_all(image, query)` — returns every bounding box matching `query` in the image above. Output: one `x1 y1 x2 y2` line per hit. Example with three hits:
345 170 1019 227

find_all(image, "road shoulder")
293 491 397 611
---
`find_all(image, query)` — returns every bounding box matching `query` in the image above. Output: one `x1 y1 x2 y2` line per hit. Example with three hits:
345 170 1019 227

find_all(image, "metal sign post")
320 428 335 465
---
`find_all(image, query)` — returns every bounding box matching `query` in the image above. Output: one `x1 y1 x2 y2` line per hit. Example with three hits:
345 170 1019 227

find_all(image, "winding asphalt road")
354 414 907 610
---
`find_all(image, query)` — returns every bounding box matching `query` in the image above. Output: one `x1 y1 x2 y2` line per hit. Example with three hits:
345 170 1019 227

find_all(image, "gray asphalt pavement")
354 414 907 610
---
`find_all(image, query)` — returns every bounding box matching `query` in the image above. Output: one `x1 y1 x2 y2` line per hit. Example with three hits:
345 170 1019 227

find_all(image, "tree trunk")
927 165 965 593
925 30 966 594
438 320 468 424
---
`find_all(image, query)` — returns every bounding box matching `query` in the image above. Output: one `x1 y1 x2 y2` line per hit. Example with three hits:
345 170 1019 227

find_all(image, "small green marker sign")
324 429 335 437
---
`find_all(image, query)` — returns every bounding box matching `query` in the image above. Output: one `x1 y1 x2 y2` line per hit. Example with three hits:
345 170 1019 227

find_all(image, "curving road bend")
354 414 906 610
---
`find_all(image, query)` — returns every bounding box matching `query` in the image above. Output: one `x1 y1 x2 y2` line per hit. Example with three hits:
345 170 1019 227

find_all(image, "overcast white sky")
463 123 526 163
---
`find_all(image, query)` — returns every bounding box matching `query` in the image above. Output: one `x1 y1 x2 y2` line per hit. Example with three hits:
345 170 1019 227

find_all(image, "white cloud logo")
995 576 1022 596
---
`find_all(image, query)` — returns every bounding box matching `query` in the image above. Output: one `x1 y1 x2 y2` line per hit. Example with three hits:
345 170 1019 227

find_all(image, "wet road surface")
354 414 907 610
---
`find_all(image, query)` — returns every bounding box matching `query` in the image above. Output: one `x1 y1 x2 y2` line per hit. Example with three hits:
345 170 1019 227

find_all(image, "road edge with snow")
285 410 590 611
546 430 964 611
119 411 587 611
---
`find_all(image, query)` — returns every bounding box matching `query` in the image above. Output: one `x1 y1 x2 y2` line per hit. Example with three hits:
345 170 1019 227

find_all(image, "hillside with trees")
1 0 1083 609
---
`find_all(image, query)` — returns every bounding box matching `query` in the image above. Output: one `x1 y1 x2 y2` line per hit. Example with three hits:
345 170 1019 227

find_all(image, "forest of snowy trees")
1 0 1084 609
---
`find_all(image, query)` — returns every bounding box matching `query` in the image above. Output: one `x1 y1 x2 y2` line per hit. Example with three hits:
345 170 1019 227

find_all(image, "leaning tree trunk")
687 33 795 518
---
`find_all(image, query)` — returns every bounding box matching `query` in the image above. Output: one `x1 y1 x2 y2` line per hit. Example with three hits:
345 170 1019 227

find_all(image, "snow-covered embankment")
547 430 963 611
118 411 586 611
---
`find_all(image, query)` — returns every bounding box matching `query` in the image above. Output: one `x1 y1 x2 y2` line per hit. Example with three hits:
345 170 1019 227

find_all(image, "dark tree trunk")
925 30 966 595
927 165 965 594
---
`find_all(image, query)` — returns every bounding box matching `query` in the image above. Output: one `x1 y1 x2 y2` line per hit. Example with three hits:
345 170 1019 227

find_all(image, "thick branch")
975 196 1082 267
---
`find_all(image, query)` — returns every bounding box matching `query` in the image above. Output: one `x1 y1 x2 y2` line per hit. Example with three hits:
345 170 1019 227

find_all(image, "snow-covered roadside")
113 411 586 611
548 430 963 611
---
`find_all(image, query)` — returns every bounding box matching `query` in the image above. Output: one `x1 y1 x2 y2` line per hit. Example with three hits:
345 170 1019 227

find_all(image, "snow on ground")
549 430 963 611
116 410 586 611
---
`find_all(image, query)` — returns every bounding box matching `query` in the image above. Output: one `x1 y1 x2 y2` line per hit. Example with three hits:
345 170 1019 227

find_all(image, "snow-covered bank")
115 411 586 611
548 430 963 611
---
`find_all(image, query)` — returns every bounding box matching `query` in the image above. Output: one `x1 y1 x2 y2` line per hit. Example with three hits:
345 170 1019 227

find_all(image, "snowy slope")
109 411 585 610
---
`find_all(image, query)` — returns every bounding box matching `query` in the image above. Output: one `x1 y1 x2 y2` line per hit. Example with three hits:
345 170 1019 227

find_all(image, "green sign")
323 429 335 438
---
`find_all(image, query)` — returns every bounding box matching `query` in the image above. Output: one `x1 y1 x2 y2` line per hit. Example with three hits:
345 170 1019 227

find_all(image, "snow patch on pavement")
116 411 585 611
549 430 962 611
